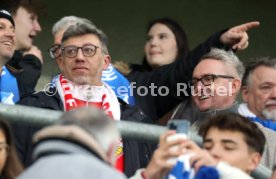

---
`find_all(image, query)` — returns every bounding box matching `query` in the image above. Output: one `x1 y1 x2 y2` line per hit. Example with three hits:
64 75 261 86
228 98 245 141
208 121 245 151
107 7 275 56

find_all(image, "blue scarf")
102 64 135 105
239 103 276 131
0 66 19 104
167 155 219 179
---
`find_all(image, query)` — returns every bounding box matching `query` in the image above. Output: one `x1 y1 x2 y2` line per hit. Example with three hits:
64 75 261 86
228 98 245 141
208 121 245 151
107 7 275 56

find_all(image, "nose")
270 86 276 99
208 145 222 161
33 20 42 33
75 48 85 61
195 81 205 93
5 28 15 38
150 36 158 46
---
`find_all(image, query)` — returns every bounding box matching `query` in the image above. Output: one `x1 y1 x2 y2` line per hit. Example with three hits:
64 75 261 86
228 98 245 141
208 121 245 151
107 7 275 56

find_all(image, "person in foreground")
17 107 127 179
142 113 265 179
16 107 188 179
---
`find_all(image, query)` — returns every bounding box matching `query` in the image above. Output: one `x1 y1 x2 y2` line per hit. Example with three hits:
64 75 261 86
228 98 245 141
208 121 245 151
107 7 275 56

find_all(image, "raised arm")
220 21 260 50
138 131 186 179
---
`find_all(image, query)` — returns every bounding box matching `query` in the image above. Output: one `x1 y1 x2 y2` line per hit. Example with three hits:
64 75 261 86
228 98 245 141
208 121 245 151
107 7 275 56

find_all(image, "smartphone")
167 119 190 134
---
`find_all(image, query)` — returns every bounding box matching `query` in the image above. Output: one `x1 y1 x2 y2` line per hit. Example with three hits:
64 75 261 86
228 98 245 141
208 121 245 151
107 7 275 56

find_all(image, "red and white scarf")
56 75 121 119
56 75 124 172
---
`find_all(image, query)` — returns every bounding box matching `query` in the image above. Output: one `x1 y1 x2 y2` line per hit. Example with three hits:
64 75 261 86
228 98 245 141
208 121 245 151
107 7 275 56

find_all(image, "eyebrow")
192 73 214 78
203 139 212 144
259 82 274 86
148 32 169 36
204 138 238 146
158 32 168 35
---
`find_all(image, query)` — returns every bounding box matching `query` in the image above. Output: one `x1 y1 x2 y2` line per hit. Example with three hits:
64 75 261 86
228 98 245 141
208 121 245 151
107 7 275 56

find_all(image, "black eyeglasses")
61 44 101 58
48 44 61 59
188 74 234 87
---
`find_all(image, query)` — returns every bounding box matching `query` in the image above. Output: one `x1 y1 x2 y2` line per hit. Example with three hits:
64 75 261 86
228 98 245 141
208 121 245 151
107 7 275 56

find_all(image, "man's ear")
241 85 249 103
231 79 241 94
102 55 111 71
247 152 261 173
56 57 63 70
58 57 64 71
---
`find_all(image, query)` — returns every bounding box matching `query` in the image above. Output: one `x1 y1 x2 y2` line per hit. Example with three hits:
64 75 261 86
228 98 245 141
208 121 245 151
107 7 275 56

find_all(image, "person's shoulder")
5 51 24 73
81 154 127 179
17 88 62 110
55 154 128 179
17 153 127 179
21 90 56 99
255 122 276 137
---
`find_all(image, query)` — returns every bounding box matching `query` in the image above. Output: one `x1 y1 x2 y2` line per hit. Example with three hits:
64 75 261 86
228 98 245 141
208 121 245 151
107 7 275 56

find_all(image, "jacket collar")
33 125 110 164
198 101 239 120
191 101 240 132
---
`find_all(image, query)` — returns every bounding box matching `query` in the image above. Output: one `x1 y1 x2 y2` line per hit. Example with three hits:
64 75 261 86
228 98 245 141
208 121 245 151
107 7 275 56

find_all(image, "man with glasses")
171 48 276 169
17 22 154 177
172 48 243 127
48 16 96 69
48 16 135 106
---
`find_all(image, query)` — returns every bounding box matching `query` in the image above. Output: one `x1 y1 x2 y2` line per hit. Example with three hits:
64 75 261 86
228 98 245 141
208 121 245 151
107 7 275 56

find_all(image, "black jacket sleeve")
17 54 42 92
6 51 42 97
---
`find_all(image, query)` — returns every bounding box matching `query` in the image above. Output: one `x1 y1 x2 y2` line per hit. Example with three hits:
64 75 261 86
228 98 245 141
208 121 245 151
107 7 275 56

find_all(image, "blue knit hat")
0 9 15 27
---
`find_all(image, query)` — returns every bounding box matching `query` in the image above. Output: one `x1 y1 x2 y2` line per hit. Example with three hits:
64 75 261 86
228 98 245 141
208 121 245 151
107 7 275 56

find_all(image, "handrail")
0 103 272 179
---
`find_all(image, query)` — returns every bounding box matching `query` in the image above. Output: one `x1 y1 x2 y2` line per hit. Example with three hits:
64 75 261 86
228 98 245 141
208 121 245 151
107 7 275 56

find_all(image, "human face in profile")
13 7 41 51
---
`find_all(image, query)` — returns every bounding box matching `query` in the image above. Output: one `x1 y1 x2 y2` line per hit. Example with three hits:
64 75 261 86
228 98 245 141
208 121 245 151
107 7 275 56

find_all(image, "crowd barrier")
0 103 272 179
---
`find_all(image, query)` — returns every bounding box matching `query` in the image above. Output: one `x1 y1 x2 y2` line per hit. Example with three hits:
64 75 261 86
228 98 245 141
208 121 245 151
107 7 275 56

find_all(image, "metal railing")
0 103 272 179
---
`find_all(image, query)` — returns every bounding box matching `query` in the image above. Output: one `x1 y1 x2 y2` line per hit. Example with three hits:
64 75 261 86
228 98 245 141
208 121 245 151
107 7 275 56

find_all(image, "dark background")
35 0 276 88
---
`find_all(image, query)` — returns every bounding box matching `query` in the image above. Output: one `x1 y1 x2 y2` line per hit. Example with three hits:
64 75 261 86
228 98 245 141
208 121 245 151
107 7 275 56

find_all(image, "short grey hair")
52 16 95 36
62 22 109 54
242 57 276 87
59 107 120 153
200 48 244 80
